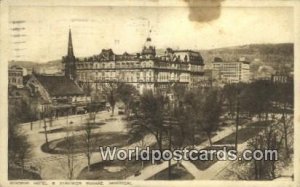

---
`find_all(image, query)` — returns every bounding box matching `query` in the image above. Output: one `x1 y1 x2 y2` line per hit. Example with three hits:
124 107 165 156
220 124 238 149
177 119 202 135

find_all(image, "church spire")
68 29 74 57
63 28 77 80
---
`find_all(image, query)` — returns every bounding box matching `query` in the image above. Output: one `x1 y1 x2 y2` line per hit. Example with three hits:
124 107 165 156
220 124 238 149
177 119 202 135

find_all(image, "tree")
84 112 96 172
222 84 238 119
128 123 149 169
101 81 121 116
41 104 52 150
227 124 286 180
240 80 274 120
200 89 222 146
171 98 196 148
182 89 205 147
8 100 32 178
273 76 293 158
64 129 76 179
117 83 139 116
132 90 168 152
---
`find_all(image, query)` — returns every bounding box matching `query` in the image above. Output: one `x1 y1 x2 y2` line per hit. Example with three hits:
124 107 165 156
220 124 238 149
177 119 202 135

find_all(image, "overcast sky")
9 4 294 62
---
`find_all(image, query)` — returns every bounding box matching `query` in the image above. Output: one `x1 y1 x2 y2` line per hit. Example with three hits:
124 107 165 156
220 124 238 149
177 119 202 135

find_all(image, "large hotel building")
63 30 205 94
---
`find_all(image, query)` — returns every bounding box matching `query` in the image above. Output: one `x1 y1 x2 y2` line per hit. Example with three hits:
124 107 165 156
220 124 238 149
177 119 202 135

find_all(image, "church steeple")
68 29 74 57
63 28 77 80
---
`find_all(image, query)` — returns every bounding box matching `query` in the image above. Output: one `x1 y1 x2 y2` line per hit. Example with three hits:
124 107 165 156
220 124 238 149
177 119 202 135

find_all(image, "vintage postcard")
0 0 299 186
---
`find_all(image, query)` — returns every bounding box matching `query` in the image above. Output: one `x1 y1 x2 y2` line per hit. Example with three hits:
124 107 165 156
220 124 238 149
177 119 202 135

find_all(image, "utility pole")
235 90 240 150
168 120 172 180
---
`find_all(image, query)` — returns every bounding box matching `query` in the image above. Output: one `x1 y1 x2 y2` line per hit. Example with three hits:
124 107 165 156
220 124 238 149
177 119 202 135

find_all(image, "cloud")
184 0 224 22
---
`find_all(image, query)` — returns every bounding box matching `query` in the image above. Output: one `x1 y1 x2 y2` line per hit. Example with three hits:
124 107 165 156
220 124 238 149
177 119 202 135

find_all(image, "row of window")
9 72 23 76
9 77 22 84
76 62 203 72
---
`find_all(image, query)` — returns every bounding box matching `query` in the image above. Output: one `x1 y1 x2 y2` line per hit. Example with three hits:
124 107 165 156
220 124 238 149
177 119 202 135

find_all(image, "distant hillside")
9 60 63 74
200 43 294 72
9 61 39 69
10 43 294 74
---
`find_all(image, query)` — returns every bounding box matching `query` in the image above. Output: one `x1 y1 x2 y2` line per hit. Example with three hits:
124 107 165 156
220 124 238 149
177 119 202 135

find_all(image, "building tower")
63 29 77 80
141 29 156 59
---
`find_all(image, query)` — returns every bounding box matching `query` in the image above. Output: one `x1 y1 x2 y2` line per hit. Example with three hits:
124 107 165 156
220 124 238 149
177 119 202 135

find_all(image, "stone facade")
70 37 205 94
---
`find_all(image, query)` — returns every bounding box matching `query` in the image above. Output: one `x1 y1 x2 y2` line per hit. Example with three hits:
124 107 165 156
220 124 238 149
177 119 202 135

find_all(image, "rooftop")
34 74 84 97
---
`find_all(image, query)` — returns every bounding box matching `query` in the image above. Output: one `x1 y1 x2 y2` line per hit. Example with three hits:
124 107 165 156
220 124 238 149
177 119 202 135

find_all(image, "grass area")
214 121 271 145
39 122 105 134
191 121 271 171
147 164 194 180
8 167 42 180
77 159 153 180
190 145 235 170
41 132 135 154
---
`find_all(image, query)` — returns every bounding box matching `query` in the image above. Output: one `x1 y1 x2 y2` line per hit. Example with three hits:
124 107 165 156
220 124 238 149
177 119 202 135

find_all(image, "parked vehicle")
118 106 125 115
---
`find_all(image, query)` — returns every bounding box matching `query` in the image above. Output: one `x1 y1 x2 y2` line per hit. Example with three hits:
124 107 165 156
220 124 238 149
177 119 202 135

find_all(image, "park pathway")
126 124 246 180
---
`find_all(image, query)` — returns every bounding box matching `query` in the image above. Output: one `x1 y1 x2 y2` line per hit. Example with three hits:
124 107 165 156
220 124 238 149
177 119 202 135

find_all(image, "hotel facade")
63 30 206 94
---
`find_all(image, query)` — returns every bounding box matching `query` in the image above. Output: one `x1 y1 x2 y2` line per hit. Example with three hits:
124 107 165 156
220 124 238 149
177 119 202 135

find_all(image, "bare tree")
41 104 52 150
84 112 96 172
62 129 76 179
276 78 293 158
227 124 285 180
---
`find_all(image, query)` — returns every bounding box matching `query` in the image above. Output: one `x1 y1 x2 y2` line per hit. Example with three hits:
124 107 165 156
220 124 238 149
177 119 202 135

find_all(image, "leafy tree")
240 80 274 120
101 81 120 116
222 83 246 119
128 122 149 169
200 89 222 146
130 90 168 152
222 84 238 119
117 83 139 116
8 100 32 178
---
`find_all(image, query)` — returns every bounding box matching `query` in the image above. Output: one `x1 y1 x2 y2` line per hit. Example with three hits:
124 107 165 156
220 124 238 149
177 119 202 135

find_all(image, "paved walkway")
125 120 274 180
126 124 244 180
21 115 283 180
19 110 134 179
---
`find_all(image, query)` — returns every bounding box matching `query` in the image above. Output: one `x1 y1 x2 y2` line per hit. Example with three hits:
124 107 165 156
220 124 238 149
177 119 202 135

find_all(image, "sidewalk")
23 111 111 131
126 124 241 180
21 111 128 179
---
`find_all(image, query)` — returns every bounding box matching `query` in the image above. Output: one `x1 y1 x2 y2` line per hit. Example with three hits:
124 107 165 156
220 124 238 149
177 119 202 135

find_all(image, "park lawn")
191 121 271 170
147 164 194 180
190 145 235 170
214 121 271 145
77 159 153 180
42 132 135 154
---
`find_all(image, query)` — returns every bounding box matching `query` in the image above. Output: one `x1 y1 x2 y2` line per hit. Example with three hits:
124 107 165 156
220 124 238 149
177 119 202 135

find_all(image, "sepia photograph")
1 0 299 186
